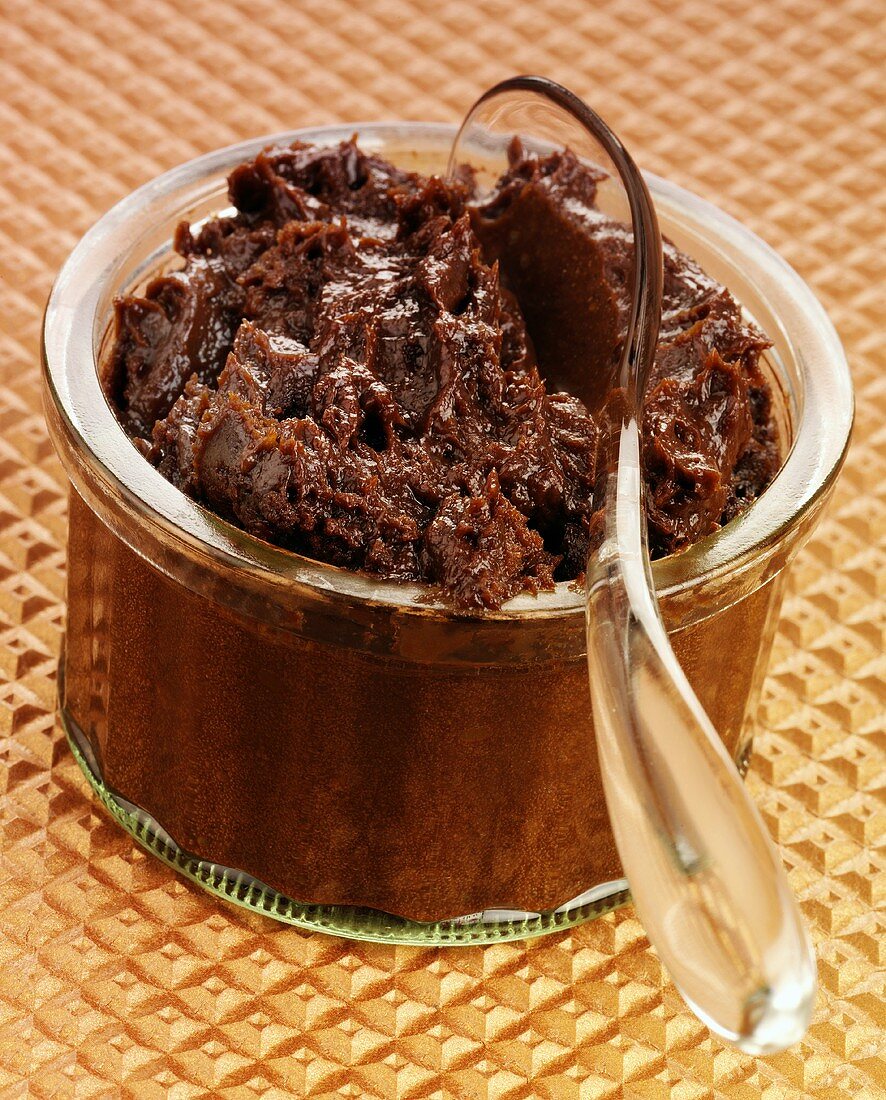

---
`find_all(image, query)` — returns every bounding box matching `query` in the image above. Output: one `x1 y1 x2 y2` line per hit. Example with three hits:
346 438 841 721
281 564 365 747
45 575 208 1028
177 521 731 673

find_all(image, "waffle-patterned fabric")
0 0 883 1096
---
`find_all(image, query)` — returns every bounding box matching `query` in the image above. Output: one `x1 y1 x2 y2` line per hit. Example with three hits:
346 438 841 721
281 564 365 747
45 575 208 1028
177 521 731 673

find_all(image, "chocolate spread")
108 139 779 608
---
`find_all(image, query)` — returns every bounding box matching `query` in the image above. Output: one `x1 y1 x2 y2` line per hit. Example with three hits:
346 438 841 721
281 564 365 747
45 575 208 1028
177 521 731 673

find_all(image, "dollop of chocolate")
107 139 779 608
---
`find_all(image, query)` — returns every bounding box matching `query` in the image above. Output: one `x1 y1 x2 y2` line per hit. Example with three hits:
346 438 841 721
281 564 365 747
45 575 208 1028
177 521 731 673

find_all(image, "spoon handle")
586 419 818 1055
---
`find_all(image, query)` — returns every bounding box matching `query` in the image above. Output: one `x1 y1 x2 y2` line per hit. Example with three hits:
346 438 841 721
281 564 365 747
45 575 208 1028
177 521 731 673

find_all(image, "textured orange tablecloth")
0 0 883 1095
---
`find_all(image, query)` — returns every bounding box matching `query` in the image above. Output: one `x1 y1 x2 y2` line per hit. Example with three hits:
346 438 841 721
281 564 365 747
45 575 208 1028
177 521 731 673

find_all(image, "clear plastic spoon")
449 76 817 1054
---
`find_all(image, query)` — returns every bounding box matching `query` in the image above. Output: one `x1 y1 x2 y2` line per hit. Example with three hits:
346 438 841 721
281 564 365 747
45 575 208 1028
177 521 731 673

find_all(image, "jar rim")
42 121 853 624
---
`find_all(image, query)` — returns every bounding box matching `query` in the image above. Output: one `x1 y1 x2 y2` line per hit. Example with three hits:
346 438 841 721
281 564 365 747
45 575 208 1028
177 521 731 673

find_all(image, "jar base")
61 700 633 945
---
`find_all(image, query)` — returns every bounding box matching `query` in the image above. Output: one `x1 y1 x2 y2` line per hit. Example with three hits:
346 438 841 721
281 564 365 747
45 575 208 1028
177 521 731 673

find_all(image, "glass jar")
42 124 852 944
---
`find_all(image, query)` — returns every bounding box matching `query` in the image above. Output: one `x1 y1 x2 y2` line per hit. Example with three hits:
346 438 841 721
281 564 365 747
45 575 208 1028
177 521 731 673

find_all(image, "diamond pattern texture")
0 0 884 1095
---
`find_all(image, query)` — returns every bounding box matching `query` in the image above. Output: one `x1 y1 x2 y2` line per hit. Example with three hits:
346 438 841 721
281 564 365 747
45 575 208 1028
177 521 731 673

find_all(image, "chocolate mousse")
107 138 779 607
53 136 796 924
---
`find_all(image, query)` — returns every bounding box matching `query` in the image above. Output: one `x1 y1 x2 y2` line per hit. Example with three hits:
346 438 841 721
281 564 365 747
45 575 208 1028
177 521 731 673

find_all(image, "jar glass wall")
42 124 852 944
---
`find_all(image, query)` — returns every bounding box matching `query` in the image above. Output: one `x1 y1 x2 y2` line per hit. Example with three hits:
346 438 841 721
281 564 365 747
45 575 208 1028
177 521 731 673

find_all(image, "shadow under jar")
42 123 852 944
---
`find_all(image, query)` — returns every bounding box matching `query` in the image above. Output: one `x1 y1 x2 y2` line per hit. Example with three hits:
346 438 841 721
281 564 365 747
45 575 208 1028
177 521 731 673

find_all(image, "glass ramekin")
42 123 852 945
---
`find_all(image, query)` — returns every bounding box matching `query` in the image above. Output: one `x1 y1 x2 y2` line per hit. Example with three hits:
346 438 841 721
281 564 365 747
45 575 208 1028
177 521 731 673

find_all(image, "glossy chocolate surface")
109 140 779 607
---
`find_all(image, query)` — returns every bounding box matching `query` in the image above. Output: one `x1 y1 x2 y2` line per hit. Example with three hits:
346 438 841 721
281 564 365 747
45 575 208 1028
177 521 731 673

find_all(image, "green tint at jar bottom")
62 691 642 945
